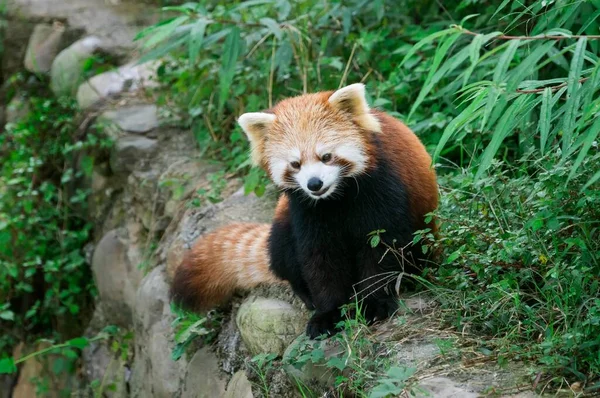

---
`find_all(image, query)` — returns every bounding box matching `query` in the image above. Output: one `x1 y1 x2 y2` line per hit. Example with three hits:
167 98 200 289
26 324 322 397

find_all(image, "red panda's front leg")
302 257 355 338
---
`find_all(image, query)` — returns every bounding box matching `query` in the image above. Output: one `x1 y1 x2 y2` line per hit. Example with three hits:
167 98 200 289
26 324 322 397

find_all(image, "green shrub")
429 150 600 381
0 92 110 354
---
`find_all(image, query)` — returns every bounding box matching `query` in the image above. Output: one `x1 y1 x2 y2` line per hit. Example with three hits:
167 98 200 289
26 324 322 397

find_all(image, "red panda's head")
238 83 381 200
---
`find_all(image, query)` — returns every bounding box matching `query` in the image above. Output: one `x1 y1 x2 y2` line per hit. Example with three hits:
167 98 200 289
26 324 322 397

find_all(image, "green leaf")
568 117 600 181
506 41 555 91
408 33 466 119
67 337 89 349
80 155 94 177
539 87 552 155
143 16 189 49
561 37 587 153
476 95 540 180
397 28 455 66
260 17 282 39
0 358 17 374
188 19 208 65
0 311 15 321
370 235 381 248
493 40 520 83
218 27 242 113
433 91 487 162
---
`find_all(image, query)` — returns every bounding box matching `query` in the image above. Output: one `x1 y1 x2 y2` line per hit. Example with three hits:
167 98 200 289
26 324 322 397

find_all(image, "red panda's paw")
306 310 342 339
363 295 399 324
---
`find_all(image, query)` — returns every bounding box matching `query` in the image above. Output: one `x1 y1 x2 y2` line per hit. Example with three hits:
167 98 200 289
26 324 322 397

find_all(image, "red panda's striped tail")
170 223 284 312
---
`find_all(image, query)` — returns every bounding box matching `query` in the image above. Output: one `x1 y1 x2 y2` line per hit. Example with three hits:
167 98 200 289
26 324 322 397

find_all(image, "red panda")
171 83 438 338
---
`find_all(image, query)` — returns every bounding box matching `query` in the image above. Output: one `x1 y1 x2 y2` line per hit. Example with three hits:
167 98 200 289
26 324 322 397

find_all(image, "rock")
181 348 227 398
76 61 160 109
415 377 478 398
82 340 128 398
50 36 104 96
91 229 144 326
110 135 158 175
224 371 253 398
236 296 309 356
2 19 36 78
5 96 30 124
24 22 65 73
100 104 159 134
130 266 187 398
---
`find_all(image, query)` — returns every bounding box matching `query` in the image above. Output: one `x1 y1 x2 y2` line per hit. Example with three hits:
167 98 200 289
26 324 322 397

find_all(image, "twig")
458 27 600 40
339 42 358 89
268 37 277 108
516 77 589 94
209 18 341 32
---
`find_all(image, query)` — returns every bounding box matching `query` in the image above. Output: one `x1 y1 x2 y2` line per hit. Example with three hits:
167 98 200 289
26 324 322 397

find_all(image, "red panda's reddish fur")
171 223 284 311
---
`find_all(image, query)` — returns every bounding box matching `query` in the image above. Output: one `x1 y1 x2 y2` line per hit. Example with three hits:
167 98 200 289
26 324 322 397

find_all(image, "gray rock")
224 371 253 398
130 266 187 398
50 36 104 96
24 22 65 73
181 348 227 398
236 296 309 356
81 340 128 398
100 104 159 134
76 61 160 109
110 135 158 175
91 229 144 326
415 377 478 398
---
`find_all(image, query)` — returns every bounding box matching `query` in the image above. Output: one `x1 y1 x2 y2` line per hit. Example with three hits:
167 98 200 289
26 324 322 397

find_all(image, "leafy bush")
0 91 109 355
428 151 600 382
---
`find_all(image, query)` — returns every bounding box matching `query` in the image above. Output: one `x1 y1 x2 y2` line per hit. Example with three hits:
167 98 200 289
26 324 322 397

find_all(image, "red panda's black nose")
307 178 324 192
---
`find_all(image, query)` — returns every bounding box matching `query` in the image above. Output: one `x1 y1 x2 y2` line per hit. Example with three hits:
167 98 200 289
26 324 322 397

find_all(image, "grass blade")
581 170 600 192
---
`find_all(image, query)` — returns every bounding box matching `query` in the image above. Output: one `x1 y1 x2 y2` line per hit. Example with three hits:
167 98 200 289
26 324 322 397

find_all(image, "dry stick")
339 42 358 89
458 27 600 40
517 76 590 94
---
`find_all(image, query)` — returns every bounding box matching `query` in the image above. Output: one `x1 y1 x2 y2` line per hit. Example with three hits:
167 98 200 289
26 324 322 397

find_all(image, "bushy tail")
170 223 283 312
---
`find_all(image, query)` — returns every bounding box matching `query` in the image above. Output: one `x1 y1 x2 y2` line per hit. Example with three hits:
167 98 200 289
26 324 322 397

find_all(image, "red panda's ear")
328 83 381 133
238 112 276 165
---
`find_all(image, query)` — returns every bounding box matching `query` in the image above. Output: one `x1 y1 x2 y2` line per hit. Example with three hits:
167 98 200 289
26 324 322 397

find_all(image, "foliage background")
138 0 600 388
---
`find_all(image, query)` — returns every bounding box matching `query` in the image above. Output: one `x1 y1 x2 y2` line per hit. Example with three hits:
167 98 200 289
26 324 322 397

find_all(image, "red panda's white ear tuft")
238 112 276 165
328 83 381 133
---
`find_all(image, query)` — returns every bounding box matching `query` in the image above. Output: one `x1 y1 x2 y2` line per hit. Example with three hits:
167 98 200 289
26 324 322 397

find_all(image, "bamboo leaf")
476 95 540 180
218 27 242 113
397 28 455 66
577 9 600 34
506 41 555 91
480 86 500 132
568 117 600 181
188 19 208 64
260 17 283 39
143 16 189 49
539 87 552 155
408 33 466 119
433 91 487 162
561 37 587 154
493 40 520 83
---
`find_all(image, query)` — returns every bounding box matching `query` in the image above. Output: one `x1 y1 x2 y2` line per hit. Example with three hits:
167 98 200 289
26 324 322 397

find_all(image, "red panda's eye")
290 161 301 169
321 153 332 163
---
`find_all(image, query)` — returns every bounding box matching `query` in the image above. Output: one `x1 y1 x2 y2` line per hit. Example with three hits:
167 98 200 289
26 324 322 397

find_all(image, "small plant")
247 353 278 398
171 303 219 361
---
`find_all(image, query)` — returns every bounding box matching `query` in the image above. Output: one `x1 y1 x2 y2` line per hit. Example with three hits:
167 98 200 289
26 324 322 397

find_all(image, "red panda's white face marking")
238 83 381 200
